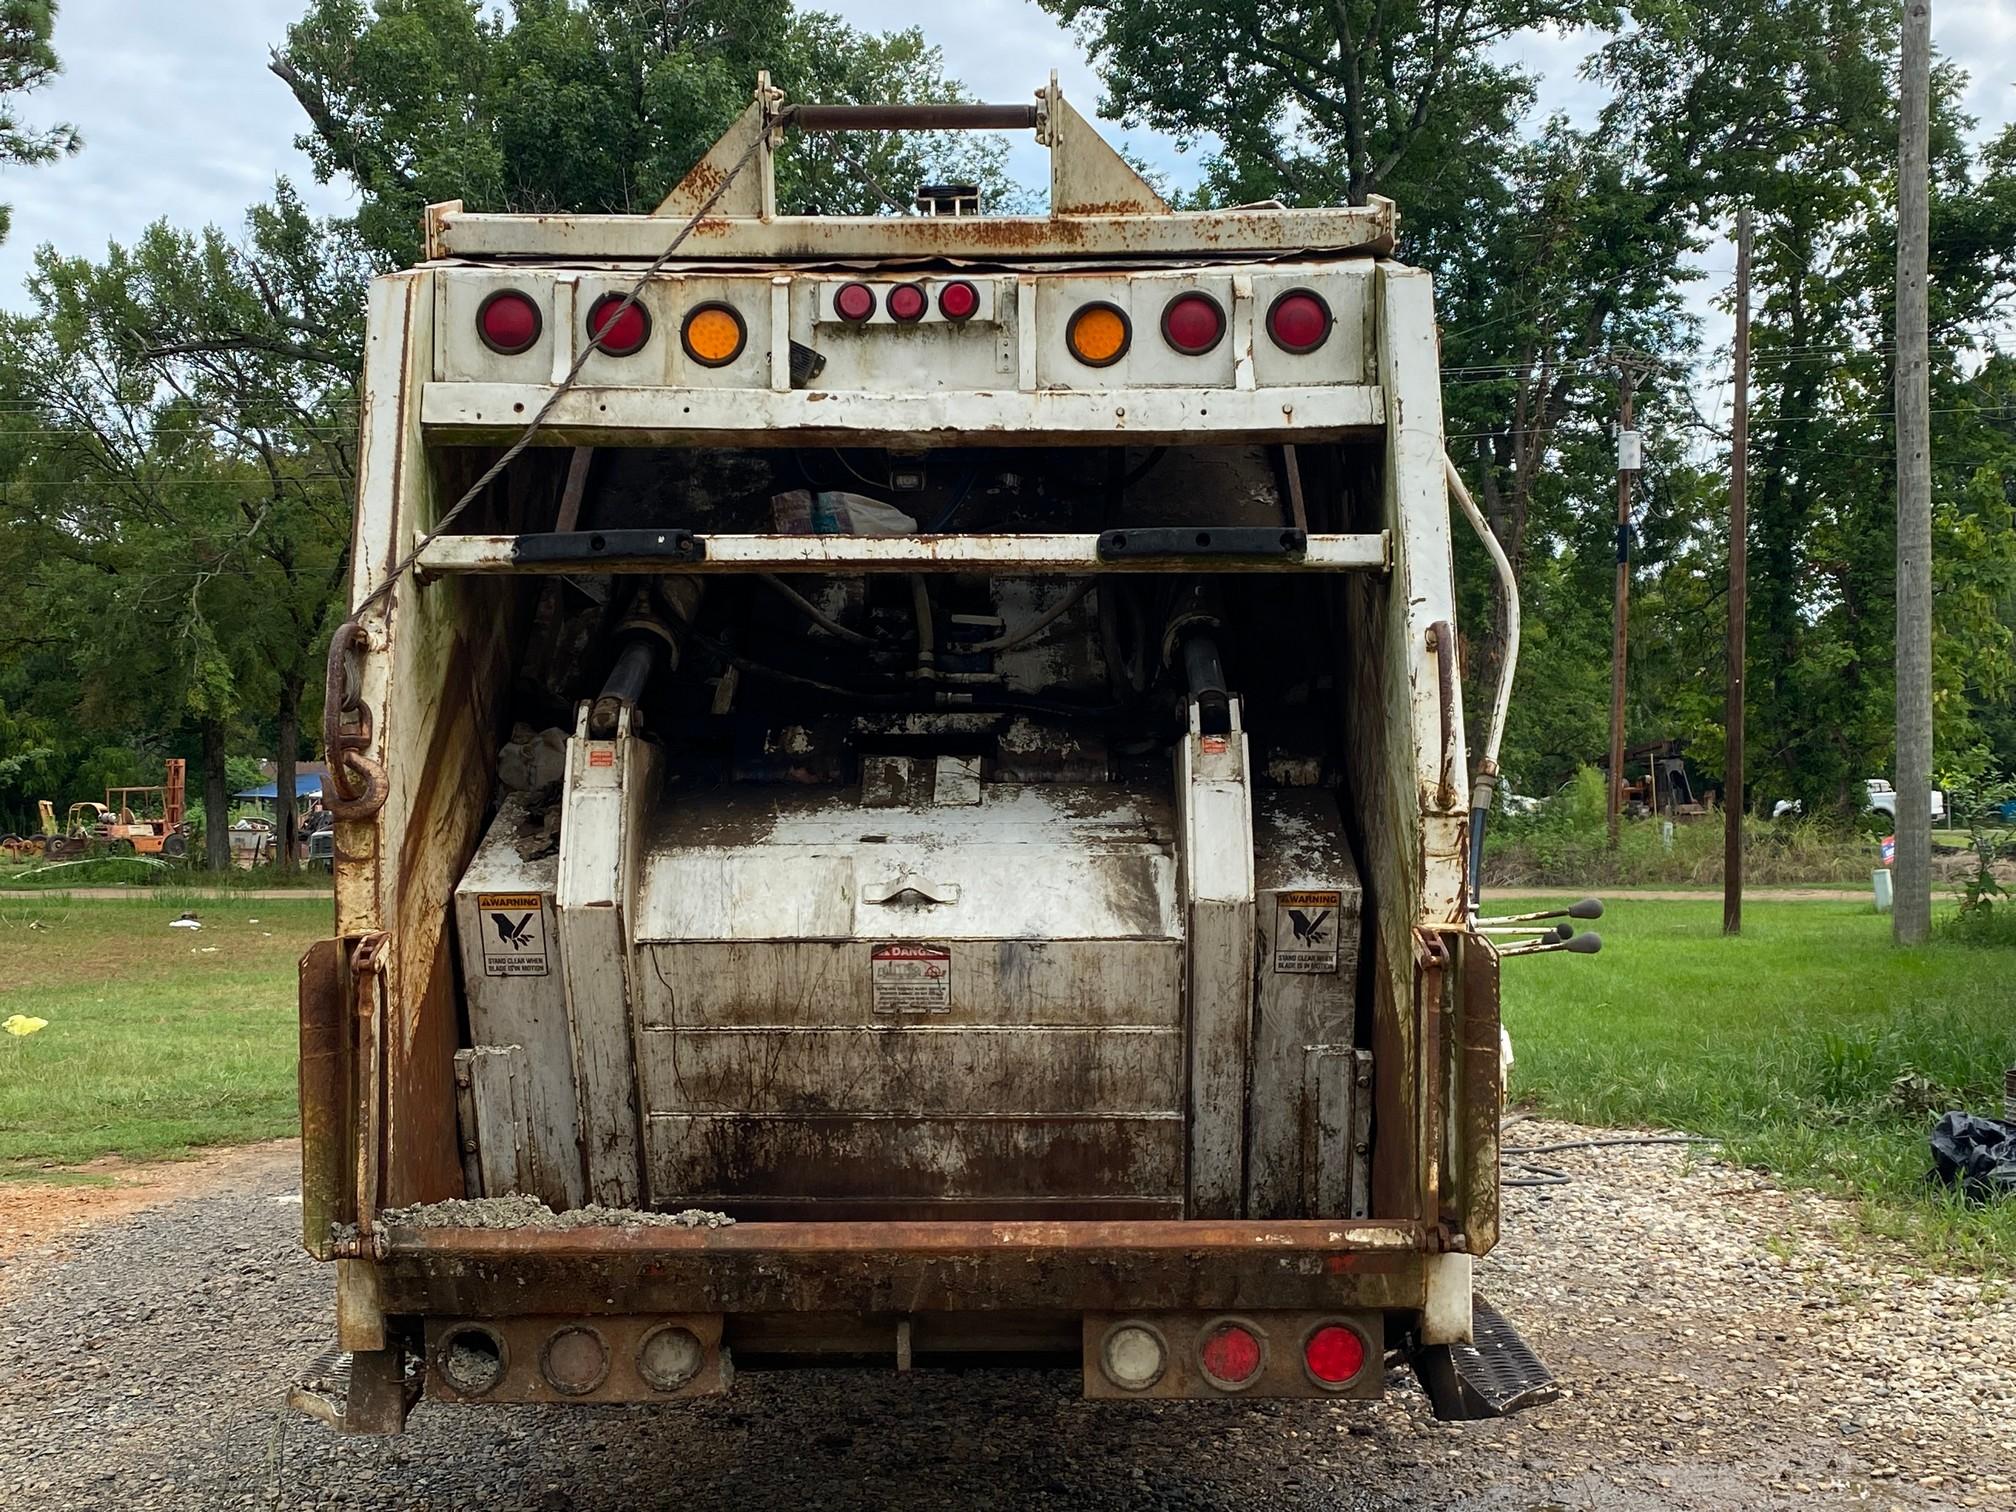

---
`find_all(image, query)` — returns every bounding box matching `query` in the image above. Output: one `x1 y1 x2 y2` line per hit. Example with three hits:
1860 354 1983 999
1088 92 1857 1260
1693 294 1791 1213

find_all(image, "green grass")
1503 896 2016 1270
0 896 327 1169
0 856 331 890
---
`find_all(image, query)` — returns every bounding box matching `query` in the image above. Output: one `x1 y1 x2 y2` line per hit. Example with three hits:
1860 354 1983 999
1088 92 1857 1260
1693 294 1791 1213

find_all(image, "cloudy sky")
0 1 2011 311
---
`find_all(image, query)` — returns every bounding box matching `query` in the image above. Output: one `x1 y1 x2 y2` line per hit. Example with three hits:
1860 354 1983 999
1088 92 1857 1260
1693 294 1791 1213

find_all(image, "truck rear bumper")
375 1217 1443 1318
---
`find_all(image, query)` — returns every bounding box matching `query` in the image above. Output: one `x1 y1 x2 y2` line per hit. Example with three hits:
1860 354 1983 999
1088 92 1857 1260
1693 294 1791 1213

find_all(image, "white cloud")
0 1 351 305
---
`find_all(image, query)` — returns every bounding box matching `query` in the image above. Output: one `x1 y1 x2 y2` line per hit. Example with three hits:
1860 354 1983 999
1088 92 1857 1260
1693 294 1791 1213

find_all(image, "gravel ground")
0 1123 2010 1511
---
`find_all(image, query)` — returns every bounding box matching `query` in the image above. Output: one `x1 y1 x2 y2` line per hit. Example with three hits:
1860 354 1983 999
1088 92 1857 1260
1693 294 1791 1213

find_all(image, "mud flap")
287 1342 419 1436
1408 1294 1558 1420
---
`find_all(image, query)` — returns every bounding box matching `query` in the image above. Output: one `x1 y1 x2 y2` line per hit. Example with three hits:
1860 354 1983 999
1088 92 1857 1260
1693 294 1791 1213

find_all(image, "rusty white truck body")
295 76 1506 1432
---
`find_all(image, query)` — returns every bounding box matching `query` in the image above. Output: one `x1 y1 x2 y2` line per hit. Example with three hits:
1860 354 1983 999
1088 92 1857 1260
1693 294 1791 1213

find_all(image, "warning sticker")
871 943 951 1014
1274 890 1342 974
477 892 549 978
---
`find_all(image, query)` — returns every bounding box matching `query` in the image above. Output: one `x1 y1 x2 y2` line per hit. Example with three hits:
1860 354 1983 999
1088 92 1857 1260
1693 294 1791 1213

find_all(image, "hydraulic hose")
1444 453 1520 909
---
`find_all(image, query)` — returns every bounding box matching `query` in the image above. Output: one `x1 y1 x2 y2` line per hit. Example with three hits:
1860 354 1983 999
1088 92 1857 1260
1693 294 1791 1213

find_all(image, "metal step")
1409 1293 1559 1421
286 1341 420 1435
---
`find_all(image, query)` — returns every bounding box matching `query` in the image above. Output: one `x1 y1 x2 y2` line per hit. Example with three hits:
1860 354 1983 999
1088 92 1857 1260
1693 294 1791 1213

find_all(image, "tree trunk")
276 685 300 874
202 718 230 873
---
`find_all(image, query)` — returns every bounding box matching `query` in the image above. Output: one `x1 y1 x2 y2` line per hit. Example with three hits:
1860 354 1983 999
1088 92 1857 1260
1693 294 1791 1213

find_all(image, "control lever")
1475 921 1571 940
1478 897 1603 926
1496 931 1602 959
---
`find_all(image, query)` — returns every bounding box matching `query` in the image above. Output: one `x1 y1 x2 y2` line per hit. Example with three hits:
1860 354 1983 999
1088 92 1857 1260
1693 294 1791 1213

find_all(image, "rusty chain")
323 619 389 821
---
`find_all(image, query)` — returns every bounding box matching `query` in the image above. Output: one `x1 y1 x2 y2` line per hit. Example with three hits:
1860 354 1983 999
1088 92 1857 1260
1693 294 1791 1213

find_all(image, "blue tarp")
233 775 324 800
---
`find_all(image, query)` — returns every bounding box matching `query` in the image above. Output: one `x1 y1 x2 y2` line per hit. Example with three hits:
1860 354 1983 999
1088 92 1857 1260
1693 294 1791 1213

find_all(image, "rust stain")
677 161 729 201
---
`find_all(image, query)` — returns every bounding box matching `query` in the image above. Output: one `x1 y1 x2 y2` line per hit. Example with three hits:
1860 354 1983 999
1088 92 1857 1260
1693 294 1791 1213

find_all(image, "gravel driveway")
1 1123 2009 1511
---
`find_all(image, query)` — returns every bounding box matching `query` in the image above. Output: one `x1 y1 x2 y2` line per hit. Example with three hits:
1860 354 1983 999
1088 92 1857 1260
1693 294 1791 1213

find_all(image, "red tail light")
477 290 542 354
834 282 877 323
937 280 979 321
1160 292 1225 355
1198 1320 1265 1390
1266 288 1332 354
1302 1323 1367 1388
587 293 650 356
886 282 927 323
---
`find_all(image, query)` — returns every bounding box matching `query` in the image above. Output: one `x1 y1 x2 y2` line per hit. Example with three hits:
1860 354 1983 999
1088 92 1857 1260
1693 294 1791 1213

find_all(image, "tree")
1038 0 1616 210
0 195 362 870
0 0 77 243
272 0 1017 267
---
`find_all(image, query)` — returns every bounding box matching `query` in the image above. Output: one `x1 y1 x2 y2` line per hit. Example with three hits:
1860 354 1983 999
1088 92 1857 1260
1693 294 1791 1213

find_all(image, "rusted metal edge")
384 1217 1434 1258
430 204 1398 263
374 1222 1443 1318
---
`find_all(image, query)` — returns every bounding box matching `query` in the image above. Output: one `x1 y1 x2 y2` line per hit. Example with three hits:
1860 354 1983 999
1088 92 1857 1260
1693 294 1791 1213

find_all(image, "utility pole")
1894 0 1933 944
1724 211 1752 936
1607 365 1637 849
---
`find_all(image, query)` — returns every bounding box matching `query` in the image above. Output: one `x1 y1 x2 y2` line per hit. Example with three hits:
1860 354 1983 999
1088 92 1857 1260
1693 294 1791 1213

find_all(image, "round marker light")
834 281 877 323
1099 1321 1168 1392
637 1325 705 1391
681 303 747 367
937 280 979 322
477 290 542 355
1161 291 1226 355
1302 1323 1368 1389
1198 1319 1266 1391
1066 300 1131 367
1266 288 1332 354
886 282 928 324
586 293 650 357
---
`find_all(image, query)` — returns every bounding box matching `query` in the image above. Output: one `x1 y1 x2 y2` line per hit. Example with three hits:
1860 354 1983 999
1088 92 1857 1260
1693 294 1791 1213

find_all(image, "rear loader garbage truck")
292 74 1587 1434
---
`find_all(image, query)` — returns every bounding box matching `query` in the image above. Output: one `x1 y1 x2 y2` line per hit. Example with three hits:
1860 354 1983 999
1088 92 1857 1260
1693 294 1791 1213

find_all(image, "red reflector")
1161 292 1225 355
587 294 650 356
1199 1322 1264 1387
1303 1324 1365 1385
1267 289 1331 354
887 282 927 323
937 280 979 321
835 282 876 322
477 290 541 355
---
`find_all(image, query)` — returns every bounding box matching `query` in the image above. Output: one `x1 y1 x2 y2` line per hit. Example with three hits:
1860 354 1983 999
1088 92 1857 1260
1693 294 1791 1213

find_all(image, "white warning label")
1274 890 1342 974
871 943 951 1014
477 892 549 977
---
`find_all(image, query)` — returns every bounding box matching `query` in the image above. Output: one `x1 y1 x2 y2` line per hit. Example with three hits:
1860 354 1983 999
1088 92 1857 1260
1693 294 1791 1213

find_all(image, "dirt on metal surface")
380 1195 733 1230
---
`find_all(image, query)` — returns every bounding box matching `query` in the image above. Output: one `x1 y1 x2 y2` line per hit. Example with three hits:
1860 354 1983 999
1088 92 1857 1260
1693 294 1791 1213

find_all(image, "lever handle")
863 874 961 906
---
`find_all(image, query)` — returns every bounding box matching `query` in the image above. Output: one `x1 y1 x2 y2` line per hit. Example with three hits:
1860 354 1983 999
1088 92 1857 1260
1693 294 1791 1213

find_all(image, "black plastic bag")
1928 1112 2016 1201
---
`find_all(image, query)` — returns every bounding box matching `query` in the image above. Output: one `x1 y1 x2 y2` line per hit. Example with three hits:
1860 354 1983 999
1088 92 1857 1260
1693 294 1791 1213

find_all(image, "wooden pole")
1607 367 1636 850
1724 211 1752 936
1894 0 1934 944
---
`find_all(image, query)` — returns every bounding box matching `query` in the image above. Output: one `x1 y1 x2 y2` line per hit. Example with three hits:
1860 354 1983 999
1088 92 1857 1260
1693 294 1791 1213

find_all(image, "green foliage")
1051 0 2016 816
1485 765 1872 887
275 0 1018 265
0 1 78 243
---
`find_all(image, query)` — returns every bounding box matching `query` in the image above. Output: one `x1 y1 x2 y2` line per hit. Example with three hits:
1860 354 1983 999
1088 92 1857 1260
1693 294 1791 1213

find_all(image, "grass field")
1501 896 2016 1269
0 855 332 890
3 893 2010 1270
0 894 326 1167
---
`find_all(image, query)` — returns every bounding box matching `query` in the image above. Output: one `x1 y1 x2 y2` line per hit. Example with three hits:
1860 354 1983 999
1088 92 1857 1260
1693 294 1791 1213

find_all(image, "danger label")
871 943 951 1014
477 892 549 977
1274 890 1342 974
